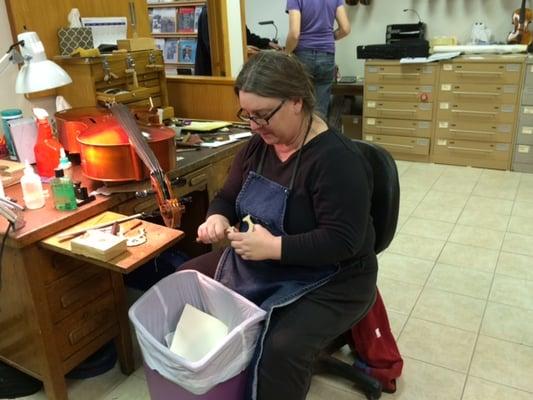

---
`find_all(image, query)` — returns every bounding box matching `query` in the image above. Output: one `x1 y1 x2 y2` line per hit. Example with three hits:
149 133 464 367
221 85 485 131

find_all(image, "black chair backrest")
352 140 400 254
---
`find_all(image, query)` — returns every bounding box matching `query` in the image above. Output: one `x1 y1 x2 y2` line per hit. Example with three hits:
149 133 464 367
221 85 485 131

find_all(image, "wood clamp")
125 54 139 88
102 57 118 83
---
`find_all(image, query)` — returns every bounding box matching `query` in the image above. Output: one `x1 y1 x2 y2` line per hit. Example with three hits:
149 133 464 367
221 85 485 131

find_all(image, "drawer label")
530 65 533 73
506 64 520 72
503 85 517 93
440 102 450 109
367 101 376 108
496 143 509 151
419 103 432 110
439 121 449 128
522 126 533 134
420 86 433 92
367 66 378 73
518 145 531 153
366 118 376 125
419 121 430 128
365 135 374 141
417 138 429 145
367 85 378 92
437 139 448 146
524 107 533 114
441 84 452 91
498 124 512 133
443 64 452 71
422 66 434 74
502 104 514 113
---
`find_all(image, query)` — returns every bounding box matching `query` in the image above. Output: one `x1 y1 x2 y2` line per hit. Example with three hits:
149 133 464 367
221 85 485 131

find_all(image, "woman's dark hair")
234 52 316 114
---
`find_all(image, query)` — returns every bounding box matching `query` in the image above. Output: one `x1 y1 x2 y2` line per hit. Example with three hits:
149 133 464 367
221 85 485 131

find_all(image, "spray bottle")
33 108 61 178
20 161 45 209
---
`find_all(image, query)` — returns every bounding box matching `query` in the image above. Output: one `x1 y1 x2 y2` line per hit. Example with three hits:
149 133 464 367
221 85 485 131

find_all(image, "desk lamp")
0 31 72 94
258 20 279 44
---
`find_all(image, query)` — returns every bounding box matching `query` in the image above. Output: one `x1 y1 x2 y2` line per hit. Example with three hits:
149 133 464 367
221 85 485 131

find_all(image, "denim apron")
214 124 341 399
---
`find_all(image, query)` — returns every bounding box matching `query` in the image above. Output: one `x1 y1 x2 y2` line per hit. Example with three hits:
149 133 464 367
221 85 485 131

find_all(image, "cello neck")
520 0 527 23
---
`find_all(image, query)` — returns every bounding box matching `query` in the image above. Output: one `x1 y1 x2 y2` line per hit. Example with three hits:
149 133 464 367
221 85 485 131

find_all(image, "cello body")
508 0 533 45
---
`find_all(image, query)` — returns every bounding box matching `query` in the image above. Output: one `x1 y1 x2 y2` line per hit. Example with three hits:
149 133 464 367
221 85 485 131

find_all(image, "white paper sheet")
81 17 127 48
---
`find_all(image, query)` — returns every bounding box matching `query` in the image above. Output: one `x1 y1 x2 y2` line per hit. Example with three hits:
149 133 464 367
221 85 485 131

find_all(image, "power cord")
0 222 14 291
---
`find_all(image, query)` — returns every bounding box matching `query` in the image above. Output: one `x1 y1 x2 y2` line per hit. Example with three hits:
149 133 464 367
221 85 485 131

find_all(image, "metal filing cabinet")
513 56 533 172
363 61 436 162
432 55 524 170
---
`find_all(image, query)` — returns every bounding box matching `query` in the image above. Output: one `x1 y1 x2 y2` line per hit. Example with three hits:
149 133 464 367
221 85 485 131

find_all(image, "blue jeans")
294 50 336 118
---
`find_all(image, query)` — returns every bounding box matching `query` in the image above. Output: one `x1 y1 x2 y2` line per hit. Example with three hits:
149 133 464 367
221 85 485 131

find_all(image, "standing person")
179 51 377 400
285 0 351 118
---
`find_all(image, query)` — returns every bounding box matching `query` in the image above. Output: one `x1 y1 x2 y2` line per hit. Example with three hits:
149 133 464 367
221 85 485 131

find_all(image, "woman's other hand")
197 214 231 244
228 224 282 261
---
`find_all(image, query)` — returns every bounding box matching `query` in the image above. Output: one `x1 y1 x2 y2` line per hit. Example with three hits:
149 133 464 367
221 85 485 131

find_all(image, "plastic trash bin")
129 270 266 399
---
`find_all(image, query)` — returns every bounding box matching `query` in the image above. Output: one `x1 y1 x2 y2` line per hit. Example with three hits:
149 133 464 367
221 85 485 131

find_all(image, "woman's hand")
227 224 282 261
196 214 231 244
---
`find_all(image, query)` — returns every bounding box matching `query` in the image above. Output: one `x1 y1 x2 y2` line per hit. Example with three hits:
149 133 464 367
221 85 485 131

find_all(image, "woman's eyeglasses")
237 100 286 126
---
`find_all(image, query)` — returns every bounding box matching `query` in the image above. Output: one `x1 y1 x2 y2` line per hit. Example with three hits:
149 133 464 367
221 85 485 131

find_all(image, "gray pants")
294 50 336 119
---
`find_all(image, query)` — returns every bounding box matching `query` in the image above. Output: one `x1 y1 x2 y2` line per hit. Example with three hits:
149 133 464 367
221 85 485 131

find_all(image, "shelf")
152 32 198 38
147 1 205 8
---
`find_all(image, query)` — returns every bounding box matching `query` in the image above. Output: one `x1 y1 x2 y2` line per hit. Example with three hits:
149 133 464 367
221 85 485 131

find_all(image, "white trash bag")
129 270 266 395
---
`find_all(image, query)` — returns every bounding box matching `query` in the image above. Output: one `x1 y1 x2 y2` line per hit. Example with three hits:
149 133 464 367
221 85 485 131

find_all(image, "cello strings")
110 104 161 173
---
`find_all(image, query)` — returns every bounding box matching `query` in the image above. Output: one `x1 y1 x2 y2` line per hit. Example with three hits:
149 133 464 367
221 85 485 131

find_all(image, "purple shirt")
286 0 344 53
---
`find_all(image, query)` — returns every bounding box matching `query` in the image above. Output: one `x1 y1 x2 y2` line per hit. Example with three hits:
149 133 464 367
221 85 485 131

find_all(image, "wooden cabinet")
513 57 533 172
55 50 168 108
433 55 524 170
148 1 206 76
363 61 436 162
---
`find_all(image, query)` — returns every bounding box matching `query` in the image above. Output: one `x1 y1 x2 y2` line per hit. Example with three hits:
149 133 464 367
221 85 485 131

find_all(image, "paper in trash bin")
170 303 229 362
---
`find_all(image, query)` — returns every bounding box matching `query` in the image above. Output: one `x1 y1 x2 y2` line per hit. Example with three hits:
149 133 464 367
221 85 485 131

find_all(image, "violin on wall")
508 0 533 45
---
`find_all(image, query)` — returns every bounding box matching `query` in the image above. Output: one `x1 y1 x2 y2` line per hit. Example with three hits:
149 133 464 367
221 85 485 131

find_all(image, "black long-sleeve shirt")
246 27 272 49
208 129 376 267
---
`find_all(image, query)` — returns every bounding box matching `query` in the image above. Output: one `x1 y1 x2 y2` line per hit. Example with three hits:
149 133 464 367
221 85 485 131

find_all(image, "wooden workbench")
0 139 246 400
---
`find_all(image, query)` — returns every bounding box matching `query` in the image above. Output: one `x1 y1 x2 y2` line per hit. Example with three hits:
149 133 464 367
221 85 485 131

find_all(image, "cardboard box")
341 115 363 139
117 37 156 51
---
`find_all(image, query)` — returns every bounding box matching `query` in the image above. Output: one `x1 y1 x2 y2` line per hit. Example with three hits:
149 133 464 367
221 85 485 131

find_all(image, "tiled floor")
15 160 533 400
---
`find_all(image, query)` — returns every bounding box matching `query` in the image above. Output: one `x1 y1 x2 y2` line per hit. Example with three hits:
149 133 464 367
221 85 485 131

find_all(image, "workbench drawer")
364 134 430 156
439 62 521 84
435 120 513 143
364 100 433 120
365 64 436 85
46 266 112 324
364 117 431 138
436 102 516 124
55 293 118 361
43 254 85 285
432 139 510 170
438 83 519 104
365 83 434 102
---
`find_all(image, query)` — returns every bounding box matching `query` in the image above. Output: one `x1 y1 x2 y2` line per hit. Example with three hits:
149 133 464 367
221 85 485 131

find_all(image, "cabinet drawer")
516 121 533 145
513 144 533 164
365 64 436 85
55 293 118 361
438 83 518 104
43 254 85 285
439 62 521 84
364 100 433 120
432 139 510 170
365 83 434 102
90 51 165 82
364 118 431 138
512 162 533 172
524 63 533 87
522 87 533 105
47 266 112 324
364 134 430 156
437 102 515 124
435 120 513 143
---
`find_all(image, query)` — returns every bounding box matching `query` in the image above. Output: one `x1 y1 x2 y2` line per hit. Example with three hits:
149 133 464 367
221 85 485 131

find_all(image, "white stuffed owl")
471 22 492 44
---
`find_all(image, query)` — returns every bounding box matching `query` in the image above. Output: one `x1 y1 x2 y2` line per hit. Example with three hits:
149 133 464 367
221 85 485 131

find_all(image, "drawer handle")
379 108 417 113
379 126 416 132
378 91 419 97
451 109 497 117
378 72 420 77
448 146 493 154
377 142 415 149
452 91 500 97
190 174 208 186
455 71 503 77
449 129 495 136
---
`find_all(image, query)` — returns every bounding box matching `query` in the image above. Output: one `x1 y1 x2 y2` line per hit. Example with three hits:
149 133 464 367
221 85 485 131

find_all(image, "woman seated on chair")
180 51 377 400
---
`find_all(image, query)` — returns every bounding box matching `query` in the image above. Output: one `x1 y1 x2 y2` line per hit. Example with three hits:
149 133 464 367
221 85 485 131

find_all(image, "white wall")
227 0 245 77
246 0 522 77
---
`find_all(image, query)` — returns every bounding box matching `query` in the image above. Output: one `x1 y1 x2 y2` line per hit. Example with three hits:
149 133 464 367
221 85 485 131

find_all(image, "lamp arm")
0 51 13 76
